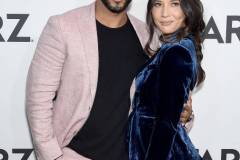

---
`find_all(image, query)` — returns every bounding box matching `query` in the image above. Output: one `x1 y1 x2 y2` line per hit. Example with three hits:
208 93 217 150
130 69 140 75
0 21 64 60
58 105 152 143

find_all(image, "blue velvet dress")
127 35 202 160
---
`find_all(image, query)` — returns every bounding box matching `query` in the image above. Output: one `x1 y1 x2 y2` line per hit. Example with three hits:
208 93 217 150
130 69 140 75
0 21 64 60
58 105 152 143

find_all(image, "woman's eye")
154 2 162 7
171 2 180 7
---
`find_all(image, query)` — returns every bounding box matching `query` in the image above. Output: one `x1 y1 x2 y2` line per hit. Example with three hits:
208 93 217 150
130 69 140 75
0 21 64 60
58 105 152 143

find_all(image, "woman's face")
151 0 185 36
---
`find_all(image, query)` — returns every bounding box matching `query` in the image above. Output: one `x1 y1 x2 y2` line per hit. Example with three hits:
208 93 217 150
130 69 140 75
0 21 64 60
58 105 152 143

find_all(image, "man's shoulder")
127 14 146 28
49 3 92 25
47 3 93 32
60 4 91 21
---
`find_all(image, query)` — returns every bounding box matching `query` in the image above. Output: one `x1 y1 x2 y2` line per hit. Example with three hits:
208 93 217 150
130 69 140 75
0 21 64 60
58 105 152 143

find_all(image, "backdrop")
1 0 240 159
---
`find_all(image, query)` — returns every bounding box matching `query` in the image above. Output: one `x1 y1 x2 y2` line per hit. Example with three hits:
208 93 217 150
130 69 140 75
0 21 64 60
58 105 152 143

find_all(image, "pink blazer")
26 2 149 160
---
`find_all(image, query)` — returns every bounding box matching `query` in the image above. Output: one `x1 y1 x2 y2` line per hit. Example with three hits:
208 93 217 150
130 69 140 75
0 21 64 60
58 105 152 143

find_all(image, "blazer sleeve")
26 16 66 160
147 45 196 159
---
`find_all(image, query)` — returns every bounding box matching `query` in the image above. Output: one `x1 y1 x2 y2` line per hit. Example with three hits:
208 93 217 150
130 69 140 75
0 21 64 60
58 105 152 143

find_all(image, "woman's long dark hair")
145 0 205 86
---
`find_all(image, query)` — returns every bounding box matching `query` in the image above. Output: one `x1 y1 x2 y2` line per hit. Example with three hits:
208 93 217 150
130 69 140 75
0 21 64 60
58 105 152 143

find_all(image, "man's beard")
101 0 132 13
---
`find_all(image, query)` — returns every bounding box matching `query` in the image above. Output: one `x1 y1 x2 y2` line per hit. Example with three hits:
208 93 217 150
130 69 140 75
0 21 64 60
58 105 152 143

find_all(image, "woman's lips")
160 21 173 26
113 0 124 3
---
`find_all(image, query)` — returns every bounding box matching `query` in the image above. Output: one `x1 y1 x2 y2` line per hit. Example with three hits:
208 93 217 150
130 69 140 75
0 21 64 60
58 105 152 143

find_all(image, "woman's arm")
147 44 196 159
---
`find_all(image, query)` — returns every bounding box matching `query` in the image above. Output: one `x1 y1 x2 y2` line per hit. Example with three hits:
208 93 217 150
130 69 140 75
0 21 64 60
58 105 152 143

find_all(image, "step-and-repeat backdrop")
1 0 240 159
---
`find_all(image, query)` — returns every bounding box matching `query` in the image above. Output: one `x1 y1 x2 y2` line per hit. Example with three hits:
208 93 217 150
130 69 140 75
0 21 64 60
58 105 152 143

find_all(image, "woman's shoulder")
159 37 197 65
160 37 196 61
163 37 195 54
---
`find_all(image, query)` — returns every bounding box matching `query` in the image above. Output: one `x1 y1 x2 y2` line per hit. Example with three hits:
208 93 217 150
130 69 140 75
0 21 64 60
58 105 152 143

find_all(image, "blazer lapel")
76 2 99 105
128 14 148 49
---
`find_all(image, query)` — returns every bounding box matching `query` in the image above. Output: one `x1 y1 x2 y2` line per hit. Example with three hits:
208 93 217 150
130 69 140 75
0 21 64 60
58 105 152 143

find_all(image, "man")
26 0 194 159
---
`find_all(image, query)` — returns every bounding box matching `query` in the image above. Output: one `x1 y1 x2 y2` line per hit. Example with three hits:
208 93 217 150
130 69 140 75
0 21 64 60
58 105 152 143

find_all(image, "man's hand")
180 95 193 124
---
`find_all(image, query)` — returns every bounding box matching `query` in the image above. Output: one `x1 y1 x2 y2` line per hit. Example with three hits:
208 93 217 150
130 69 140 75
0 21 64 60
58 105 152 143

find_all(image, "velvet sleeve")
147 45 195 159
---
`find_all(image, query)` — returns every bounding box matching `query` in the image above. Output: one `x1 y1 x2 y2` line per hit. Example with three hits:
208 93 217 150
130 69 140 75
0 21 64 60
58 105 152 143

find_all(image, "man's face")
101 0 132 13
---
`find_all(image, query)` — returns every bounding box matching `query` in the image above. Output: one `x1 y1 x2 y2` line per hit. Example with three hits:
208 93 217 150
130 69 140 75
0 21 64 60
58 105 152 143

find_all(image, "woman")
127 0 205 159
